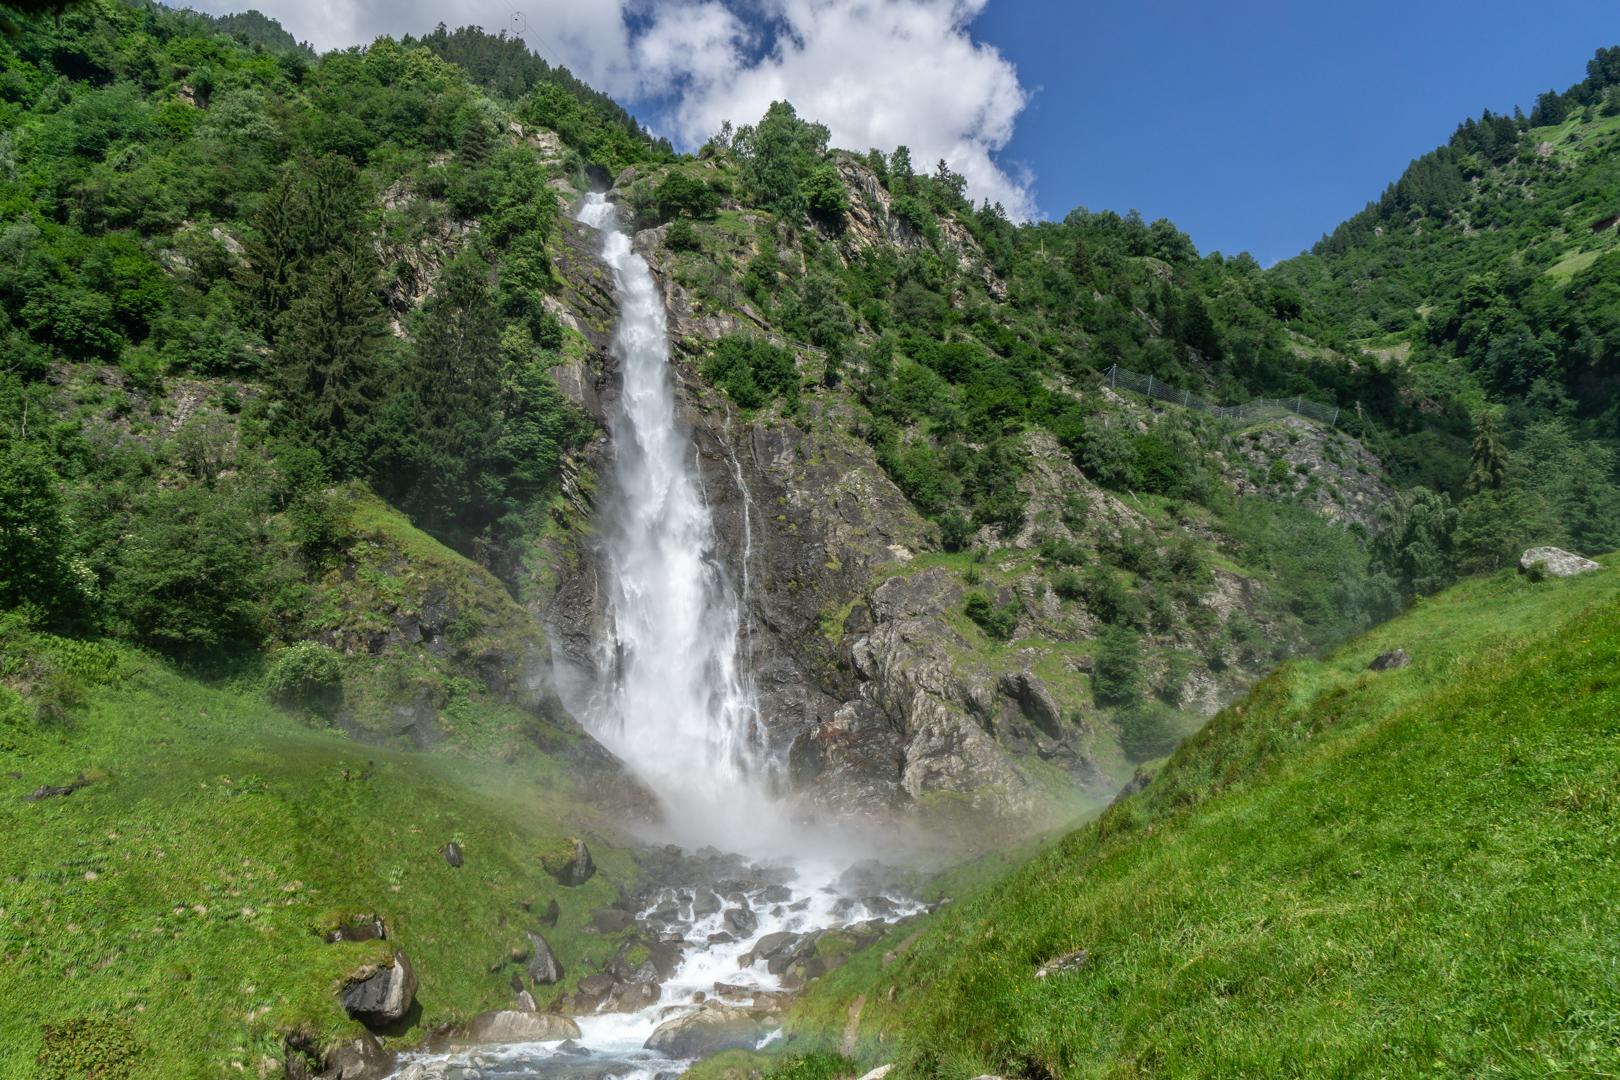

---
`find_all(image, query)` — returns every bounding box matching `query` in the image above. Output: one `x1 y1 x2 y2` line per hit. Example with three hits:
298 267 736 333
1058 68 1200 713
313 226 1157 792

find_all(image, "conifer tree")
1467 409 1510 492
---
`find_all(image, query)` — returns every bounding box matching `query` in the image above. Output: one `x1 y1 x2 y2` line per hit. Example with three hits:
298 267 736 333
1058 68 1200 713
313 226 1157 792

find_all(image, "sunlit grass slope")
792 558 1620 1078
0 633 632 1079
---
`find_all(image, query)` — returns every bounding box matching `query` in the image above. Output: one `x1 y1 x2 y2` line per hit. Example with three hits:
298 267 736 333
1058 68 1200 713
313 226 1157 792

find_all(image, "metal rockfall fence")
1104 364 1340 427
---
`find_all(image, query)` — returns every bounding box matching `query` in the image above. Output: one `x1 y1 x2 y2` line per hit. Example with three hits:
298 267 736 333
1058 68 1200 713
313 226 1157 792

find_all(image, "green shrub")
1051 569 1085 601
964 590 1019 641
664 217 701 251
1116 701 1180 761
1092 623 1141 704
265 642 343 715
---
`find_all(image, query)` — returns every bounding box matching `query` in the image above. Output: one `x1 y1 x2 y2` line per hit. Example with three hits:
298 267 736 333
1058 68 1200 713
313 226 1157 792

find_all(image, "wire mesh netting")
1103 364 1340 427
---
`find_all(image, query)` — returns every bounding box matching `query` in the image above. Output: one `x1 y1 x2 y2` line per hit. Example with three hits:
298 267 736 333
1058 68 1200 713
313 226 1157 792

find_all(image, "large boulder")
339 949 418 1027
465 1009 581 1042
1368 649 1411 672
543 839 597 886
643 1002 774 1056
723 907 757 935
525 930 564 985
588 908 634 934
320 1032 394 1080
1521 546 1602 577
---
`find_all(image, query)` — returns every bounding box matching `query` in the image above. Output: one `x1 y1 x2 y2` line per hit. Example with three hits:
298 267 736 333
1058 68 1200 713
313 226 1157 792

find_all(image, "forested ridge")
0 2 1614 694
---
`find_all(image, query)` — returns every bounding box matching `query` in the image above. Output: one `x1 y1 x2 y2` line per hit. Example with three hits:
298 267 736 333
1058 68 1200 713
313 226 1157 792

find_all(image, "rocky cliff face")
517 165 1394 841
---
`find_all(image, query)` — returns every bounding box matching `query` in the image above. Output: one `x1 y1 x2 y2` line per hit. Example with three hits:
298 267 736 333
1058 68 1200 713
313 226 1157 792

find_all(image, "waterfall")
573 194 770 848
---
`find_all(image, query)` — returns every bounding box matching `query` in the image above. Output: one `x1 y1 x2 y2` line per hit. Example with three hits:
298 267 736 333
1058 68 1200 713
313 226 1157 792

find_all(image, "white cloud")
191 0 1035 217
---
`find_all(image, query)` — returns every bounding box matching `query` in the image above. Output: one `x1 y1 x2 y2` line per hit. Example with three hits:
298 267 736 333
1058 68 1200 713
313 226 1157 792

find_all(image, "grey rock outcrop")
339 949 418 1027
1521 546 1602 577
1368 649 1411 672
525 930 564 984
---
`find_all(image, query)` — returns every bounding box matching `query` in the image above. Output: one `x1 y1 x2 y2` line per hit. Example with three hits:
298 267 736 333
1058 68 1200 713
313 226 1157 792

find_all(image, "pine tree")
1467 409 1509 492
1069 235 1094 285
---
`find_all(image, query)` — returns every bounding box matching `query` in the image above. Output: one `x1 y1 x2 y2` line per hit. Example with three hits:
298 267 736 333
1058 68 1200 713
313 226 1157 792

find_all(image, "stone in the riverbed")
602 979 661 1012
692 889 722 916
525 930 564 984
723 907 757 935
706 931 734 945
762 884 793 903
513 990 537 1011
320 1031 394 1079
643 1001 773 1056
572 972 616 1011
464 1009 581 1042
340 949 418 1026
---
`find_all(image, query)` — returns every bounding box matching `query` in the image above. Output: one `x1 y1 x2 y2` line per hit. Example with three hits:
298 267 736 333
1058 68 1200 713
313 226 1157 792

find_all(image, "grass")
0 631 635 1079
784 557 1620 1078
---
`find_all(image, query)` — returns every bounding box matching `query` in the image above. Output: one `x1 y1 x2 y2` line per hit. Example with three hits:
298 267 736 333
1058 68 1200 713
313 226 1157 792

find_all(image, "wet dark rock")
544 839 597 886
442 843 464 868
706 931 734 945
1368 649 1411 672
525 930 564 985
762 884 793 903
691 889 722 916
340 949 418 1026
723 907 758 935
602 979 661 1012
860 895 897 916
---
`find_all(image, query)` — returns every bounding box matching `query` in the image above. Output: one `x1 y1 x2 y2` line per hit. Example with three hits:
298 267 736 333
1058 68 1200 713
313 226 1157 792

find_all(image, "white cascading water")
572 193 773 848
383 195 923 1080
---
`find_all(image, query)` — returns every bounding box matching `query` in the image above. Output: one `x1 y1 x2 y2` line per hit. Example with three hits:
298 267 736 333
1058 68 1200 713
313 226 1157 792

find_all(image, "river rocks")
722 907 758 935
464 1010 581 1042
1368 649 1411 672
692 889 722 916
340 949 418 1026
601 979 661 1012
320 1031 394 1080
642 1002 774 1056
543 839 597 886
1521 546 1602 577
525 930 564 984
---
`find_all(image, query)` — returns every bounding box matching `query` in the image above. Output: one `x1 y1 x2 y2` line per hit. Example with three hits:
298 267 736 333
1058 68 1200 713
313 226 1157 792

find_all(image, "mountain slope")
780 558 1620 1076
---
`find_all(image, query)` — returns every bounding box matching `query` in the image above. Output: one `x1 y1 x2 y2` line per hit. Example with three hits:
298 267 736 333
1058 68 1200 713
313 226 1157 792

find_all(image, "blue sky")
958 0 1620 263
213 0 1620 265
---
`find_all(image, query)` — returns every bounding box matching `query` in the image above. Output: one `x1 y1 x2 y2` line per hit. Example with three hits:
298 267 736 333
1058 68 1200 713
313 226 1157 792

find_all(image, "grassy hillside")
780 556 1620 1077
0 624 638 1079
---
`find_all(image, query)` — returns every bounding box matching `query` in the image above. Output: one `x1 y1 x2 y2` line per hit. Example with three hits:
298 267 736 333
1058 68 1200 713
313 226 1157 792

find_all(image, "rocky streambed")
383 848 933 1080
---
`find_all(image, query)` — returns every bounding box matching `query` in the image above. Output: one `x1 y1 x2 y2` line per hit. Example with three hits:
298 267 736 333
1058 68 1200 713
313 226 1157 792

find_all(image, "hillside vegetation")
782 558 1620 1076
0 615 639 1078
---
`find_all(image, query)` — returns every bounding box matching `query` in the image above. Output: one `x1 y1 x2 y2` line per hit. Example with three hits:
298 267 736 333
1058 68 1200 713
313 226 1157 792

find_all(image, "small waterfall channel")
382 196 924 1080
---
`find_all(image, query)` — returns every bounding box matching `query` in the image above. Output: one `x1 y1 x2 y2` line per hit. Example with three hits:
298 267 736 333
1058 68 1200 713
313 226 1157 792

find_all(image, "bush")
1092 623 1141 705
1051 569 1085 601
1117 701 1180 761
964 590 1019 641
664 217 701 251
266 642 343 716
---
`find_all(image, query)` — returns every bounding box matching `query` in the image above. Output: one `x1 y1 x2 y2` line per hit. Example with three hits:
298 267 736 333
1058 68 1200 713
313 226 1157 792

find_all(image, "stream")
379 194 918 1079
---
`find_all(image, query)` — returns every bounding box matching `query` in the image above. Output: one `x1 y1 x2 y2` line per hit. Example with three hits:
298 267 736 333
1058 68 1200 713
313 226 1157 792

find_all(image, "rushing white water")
571 194 770 849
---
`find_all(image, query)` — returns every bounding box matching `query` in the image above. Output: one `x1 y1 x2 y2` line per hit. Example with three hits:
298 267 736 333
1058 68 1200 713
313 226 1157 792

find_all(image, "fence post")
1183 389 1189 405
1146 374 1154 397
1295 395 1302 416
1330 407 1339 427
1110 365 1116 388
